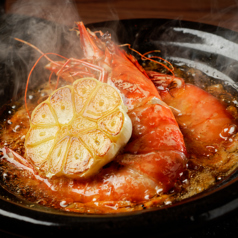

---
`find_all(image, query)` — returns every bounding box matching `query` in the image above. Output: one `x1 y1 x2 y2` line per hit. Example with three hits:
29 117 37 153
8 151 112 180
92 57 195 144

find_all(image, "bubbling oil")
0 65 238 212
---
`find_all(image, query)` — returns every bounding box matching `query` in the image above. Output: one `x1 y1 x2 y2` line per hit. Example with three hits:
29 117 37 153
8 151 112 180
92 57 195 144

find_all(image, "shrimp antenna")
14 38 69 118
120 44 174 76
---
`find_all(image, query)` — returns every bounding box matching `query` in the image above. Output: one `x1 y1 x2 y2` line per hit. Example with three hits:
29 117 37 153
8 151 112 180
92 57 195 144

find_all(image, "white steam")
0 0 82 103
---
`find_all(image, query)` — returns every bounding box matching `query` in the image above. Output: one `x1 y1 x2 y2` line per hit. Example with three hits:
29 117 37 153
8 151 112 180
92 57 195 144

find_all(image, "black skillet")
0 15 238 237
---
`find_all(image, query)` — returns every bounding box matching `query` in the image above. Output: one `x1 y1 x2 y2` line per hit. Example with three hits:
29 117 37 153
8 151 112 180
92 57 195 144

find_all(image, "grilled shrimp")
0 22 187 213
149 72 238 173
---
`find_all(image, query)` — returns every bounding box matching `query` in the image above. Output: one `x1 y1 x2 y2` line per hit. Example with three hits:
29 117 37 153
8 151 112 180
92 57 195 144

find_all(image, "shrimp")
0 22 187 213
148 72 238 174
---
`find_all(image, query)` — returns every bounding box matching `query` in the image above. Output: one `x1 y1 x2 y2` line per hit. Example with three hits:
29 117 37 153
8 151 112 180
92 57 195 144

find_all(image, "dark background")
4 0 238 32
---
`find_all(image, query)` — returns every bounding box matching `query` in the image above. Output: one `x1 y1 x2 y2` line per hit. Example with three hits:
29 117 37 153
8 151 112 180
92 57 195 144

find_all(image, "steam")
8 0 80 26
1 0 238 105
0 0 82 103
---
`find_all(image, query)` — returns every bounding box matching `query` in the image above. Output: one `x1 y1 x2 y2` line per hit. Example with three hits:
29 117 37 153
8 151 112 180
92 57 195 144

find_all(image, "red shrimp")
148 72 238 173
0 22 187 213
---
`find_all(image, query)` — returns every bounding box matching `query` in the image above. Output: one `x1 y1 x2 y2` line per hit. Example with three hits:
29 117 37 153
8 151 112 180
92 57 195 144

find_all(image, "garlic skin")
25 78 132 179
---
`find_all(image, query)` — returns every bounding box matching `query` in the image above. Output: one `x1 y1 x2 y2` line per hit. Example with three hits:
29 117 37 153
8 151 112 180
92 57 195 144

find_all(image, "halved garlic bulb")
25 78 132 179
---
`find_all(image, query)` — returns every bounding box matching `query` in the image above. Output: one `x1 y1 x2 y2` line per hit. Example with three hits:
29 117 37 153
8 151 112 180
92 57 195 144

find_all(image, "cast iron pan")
0 15 238 237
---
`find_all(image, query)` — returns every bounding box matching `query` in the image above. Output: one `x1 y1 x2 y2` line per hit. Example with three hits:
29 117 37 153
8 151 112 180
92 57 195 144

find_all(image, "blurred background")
3 0 238 31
